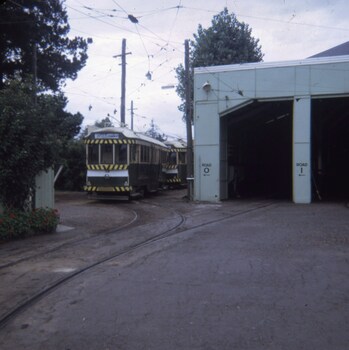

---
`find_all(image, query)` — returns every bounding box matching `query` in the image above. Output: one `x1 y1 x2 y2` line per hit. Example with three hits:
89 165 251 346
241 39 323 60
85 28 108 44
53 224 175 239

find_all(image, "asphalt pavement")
0 192 348 350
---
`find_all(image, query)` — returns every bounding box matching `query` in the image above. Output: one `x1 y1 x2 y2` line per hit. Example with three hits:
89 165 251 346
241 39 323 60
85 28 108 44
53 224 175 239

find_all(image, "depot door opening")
312 97 349 201
221 100 293 200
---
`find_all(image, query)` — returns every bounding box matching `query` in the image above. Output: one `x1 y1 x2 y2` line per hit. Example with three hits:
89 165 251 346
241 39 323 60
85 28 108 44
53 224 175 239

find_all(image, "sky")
64 0 349 138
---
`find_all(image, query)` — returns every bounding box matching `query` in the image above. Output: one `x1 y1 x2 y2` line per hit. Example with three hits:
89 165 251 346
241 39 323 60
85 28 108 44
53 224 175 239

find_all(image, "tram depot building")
193 43 349 203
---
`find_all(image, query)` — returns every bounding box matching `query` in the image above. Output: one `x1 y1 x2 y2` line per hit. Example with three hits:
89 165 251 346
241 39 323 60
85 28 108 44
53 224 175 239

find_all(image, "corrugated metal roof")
194 55 349 74
195 41 349 75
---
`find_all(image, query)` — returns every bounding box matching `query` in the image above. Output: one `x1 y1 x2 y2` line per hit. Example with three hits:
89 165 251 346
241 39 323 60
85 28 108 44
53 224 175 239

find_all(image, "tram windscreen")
115 144 127 164
169 152 177 165
101 144 113 164
178 152 186 164
88 145 99 164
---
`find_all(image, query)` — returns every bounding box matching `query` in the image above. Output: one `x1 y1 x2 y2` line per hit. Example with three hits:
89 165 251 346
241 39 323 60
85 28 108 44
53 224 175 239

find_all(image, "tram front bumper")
84 186 132 193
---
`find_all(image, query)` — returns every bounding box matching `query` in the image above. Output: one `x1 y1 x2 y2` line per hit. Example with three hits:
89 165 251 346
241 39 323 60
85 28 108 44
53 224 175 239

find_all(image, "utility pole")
33 43 37 105
185 40 194 200
120 38 126 126
128 101 137 131
113 39 131 126
130 100 134 130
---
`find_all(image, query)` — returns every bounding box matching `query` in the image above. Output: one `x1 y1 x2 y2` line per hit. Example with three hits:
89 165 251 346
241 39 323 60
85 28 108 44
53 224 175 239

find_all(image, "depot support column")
293 97 311 203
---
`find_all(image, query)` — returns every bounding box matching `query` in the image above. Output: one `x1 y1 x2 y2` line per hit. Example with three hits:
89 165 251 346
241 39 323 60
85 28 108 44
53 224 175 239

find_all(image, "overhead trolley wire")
165 0 182 48
111 0 128 16
66 4 135 35
109 1 156 80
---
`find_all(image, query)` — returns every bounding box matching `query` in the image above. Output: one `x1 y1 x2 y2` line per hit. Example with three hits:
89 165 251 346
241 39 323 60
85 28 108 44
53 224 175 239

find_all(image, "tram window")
178 152 186 164
169 152 177 165
150 148 156 163
153 149 160 163
88 144 99 164
140 145 150 163
161 151 168 163
130 144 137 163
101 144 113 164
115 144 127 164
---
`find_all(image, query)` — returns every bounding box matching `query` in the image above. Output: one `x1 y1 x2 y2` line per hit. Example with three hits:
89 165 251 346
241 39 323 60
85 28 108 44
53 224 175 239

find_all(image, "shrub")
0 208 60 241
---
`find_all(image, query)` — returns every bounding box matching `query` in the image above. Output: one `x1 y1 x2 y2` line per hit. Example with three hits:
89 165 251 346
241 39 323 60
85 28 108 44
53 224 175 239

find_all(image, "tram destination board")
94 133 121 139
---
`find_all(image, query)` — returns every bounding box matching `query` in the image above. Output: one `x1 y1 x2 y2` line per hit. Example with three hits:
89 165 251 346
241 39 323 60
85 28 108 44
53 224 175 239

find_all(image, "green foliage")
0 0 88 208
94 117 114 128
28 208 60 235
0 79 83 209
145 119 167 142
191 8 263 67
175 7 264 119
0 0 89 91
0 208 60 241
55 139 86 191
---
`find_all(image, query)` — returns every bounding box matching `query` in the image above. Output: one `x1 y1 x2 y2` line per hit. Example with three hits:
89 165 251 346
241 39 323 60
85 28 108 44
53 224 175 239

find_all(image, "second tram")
163 139 187 188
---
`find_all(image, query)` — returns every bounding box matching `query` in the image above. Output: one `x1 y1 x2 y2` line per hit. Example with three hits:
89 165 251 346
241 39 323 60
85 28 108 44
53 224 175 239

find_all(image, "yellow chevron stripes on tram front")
165 165 178 170
84 186 132 192
167 178 181 183
170 148 186 152
87 164 128 170
84 139 135 144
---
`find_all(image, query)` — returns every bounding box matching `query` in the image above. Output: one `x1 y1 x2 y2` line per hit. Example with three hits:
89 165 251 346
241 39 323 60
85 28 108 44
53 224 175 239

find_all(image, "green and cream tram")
163 139 187 187
84 126 168 199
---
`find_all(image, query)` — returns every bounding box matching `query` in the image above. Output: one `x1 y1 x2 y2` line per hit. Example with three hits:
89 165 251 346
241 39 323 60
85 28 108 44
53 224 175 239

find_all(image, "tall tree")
175 8 264 118
0 1 89 208
55 139 86 191
0 0 88 91
145 119 167 142
0 79 83 209
94 117 114 128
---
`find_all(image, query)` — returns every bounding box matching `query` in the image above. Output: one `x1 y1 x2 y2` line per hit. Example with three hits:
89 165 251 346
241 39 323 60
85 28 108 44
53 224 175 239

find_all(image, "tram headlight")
124 181 129 186
87 180 91 186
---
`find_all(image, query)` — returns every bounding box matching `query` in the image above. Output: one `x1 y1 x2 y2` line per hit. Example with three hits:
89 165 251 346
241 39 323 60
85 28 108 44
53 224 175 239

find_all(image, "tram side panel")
128 144 163 193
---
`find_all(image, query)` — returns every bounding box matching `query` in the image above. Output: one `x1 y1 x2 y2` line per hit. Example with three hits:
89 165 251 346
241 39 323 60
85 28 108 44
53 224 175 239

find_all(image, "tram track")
0 195 181 270
0 208 139 270
0 199 276 330
0 203 186 329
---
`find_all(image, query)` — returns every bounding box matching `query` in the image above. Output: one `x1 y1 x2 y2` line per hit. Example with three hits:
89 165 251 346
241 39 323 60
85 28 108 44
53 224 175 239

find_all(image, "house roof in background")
309 41 349 58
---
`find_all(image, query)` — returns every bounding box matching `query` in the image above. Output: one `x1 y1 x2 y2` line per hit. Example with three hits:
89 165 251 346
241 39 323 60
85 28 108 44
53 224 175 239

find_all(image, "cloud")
64 0 349 137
